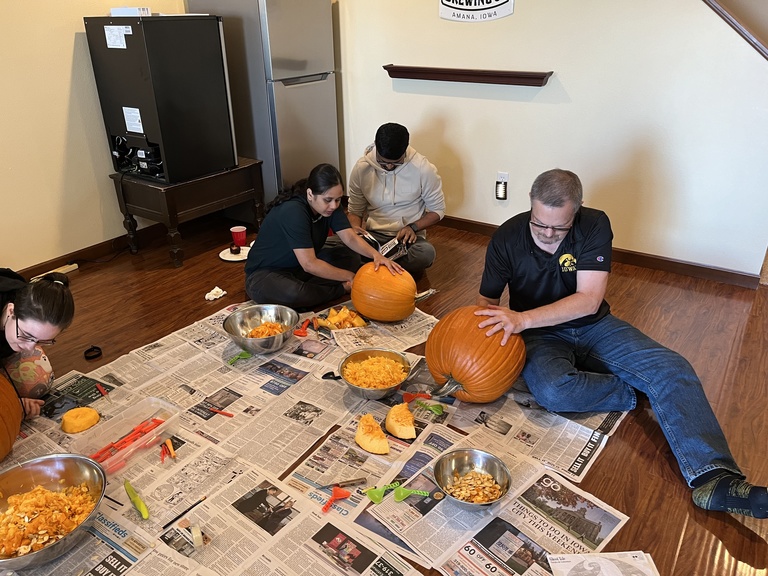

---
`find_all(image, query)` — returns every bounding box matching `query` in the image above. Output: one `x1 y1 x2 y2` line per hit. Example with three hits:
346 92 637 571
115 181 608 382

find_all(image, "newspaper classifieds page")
449 391 610 483
8 503 159 576
547 551 660 576
439 471 630 576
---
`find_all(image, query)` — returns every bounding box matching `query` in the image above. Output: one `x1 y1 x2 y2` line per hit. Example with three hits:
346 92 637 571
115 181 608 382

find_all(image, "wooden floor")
44 214 768 576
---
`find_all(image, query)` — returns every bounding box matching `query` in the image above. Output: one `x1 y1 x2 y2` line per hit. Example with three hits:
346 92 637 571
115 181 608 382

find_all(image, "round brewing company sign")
439 0 514 22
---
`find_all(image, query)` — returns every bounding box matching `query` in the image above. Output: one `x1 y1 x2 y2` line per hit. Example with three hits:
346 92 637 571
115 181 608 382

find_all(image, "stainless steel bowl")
0 454 106 570
223 304 299 354
335 348 411 400
432 448 512 508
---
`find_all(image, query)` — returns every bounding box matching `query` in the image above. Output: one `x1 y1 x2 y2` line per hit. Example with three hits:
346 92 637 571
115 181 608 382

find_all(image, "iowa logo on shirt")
559 253 577 273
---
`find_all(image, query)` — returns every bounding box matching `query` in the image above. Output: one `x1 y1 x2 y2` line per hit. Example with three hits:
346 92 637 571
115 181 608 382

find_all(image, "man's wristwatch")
409 223 419 233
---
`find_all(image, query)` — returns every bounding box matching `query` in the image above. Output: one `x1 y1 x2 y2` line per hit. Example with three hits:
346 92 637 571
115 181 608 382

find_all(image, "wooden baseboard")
440 216 760 290
18 224 164 281
611 248 759 289
18 214 228 281
439 215 498 236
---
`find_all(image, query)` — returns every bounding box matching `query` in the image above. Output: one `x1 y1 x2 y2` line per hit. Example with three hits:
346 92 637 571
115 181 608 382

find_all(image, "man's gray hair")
530 169 583 208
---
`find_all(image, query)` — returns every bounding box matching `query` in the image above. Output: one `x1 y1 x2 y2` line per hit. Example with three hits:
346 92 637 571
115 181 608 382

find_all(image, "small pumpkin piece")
61 407 101 434
385 403 416 439
355 414 389 454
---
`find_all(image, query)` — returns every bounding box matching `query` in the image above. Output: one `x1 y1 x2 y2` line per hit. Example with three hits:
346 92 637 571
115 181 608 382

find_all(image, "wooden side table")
110 157 264 266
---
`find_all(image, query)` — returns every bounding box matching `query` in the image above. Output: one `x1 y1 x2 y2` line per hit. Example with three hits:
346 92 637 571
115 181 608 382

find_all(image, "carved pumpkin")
0 373 24 461
425 305 526 403
351 262 417 322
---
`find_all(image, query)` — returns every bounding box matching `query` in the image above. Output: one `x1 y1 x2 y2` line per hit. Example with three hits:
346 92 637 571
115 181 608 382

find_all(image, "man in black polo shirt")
475 168 767 519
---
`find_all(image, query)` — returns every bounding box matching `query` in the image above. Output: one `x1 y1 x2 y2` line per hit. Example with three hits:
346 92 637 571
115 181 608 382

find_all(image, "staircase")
704 0 768 60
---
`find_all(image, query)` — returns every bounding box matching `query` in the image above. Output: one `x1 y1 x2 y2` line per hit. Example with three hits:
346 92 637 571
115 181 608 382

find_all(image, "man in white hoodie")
347 123 446 276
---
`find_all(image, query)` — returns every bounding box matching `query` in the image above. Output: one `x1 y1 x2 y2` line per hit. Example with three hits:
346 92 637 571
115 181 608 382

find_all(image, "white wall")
2 0 766 276
0 0 184 272
338 0 768 275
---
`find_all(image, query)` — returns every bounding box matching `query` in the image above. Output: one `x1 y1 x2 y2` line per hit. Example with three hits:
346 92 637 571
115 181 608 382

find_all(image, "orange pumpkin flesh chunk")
355 413 389 454
385 403 416 439
425 305 526 403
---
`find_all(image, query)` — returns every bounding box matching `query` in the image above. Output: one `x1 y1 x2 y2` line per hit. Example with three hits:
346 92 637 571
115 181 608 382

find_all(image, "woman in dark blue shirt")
245 164 402 309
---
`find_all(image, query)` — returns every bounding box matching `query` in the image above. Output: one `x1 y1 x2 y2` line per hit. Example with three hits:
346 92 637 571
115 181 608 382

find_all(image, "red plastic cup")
230 226 247 246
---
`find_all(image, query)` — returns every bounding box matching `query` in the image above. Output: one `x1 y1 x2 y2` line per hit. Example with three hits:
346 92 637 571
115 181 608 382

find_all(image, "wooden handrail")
382 64 553 87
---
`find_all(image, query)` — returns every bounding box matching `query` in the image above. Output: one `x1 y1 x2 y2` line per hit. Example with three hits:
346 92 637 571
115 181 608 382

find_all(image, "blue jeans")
521 314 741 486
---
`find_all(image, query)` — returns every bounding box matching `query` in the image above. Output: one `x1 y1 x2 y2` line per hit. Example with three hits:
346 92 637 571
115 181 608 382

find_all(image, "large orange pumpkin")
0 374 24 461
425 305 526 403
351 262 417 322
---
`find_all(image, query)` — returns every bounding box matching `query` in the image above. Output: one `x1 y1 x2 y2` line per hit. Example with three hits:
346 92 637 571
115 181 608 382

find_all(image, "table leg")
167 227 184 267
123 213 139 254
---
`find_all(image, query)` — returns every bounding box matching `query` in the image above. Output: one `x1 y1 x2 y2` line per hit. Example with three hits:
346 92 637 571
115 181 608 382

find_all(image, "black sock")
692 471 768 518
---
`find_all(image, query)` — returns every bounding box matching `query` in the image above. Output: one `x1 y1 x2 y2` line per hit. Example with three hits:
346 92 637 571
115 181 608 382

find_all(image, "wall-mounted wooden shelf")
383 64 553 87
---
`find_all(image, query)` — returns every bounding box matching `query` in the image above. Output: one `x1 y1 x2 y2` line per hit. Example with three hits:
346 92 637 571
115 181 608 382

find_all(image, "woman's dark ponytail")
14 272 75 329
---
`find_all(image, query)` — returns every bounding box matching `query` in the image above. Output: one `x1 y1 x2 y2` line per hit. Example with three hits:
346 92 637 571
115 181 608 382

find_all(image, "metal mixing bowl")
0 454 106 571
223 304 299 354
432 448 512 508
334 348 411 400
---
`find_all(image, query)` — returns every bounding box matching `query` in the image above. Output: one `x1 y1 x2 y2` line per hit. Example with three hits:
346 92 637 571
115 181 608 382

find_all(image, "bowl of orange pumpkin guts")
324 348 411 401
224 304 300 355
0 453 106 571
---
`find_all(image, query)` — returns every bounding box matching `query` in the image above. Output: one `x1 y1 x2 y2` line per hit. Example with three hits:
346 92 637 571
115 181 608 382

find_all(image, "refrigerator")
188 0 341 204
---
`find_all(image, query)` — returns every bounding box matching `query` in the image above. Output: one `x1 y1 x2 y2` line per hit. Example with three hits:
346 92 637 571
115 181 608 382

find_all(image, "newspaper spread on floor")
368 434 628 573
547 550 661 576
3 301 630 576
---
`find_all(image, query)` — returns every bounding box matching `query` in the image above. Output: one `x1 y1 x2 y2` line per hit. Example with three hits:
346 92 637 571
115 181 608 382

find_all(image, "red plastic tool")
294 318 311 337
402 392 431 403
88 417 166 463
322 486 351 513
95 382 112 403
